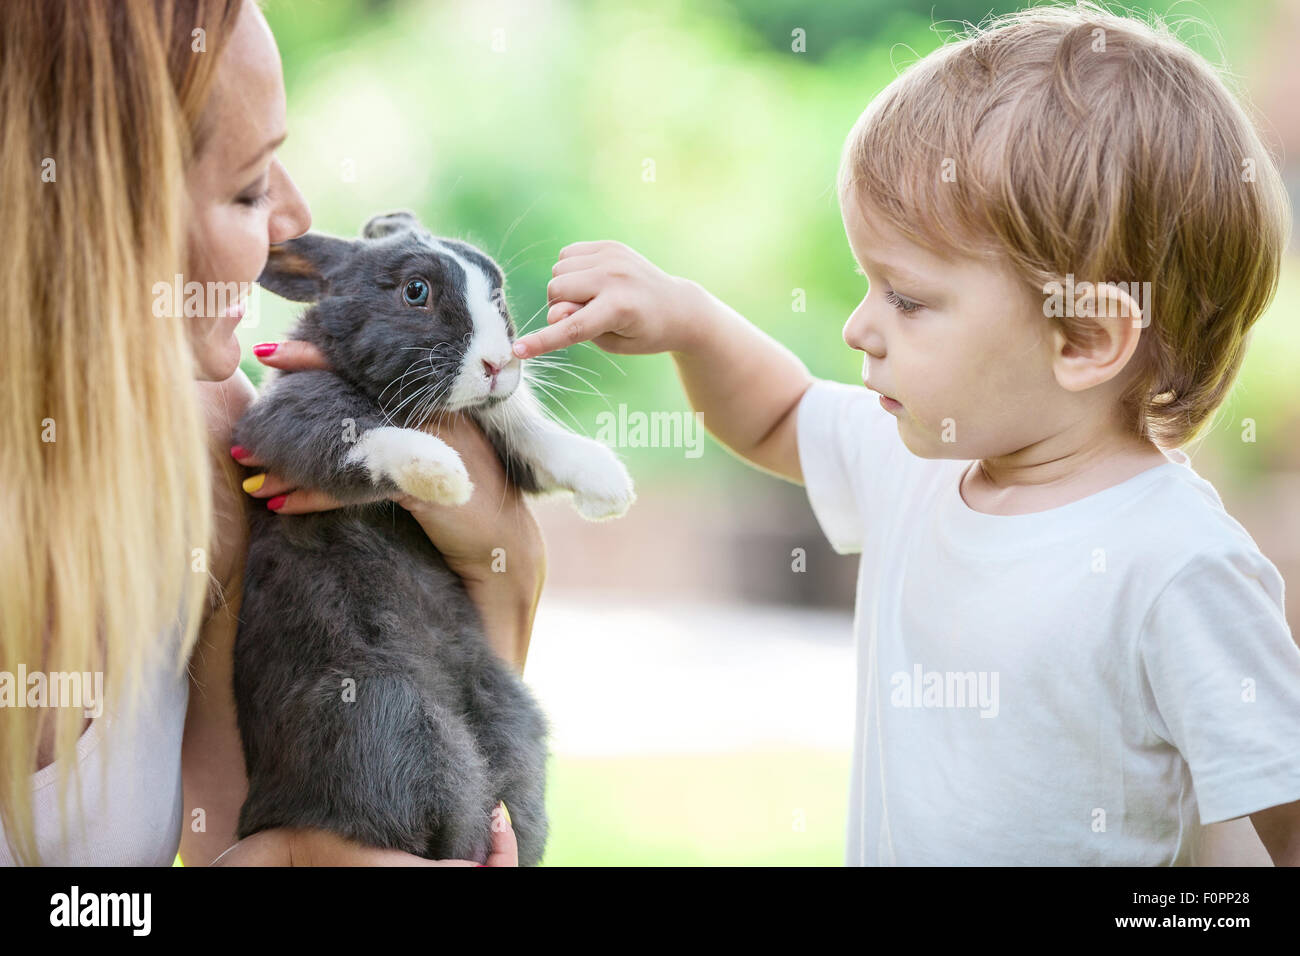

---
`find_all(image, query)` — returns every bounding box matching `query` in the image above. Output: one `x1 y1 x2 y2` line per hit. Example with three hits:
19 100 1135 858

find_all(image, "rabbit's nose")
482 359 502 379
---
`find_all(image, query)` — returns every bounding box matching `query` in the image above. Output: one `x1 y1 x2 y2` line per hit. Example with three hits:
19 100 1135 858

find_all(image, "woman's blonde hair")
1 0 244 864
838 1 1292 450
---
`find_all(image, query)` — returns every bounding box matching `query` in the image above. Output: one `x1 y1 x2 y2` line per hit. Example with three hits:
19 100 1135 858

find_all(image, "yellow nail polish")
499 801 512 827
242 473 266 494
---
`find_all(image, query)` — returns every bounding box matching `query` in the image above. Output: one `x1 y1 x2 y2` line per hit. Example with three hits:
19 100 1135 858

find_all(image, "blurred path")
523 592 856 757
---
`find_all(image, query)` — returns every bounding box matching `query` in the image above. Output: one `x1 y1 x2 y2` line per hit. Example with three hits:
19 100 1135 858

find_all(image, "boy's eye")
403 278 430 307
885 289 922 314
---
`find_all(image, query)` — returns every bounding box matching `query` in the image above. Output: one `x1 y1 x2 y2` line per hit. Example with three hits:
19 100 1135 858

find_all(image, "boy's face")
840 192 1065 461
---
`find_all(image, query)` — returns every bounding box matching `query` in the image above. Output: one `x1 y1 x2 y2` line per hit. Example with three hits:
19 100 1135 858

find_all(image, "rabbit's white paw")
346 426 473 506
547 439 635 521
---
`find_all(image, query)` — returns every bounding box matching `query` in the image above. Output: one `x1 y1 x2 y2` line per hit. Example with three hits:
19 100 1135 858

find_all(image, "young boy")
513 5 1300 864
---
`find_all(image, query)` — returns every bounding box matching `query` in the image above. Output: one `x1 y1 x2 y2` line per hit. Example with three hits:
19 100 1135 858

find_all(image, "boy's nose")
843 311 885 359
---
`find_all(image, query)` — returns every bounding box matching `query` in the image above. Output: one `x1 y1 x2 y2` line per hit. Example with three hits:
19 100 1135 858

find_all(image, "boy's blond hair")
838 1 1291 450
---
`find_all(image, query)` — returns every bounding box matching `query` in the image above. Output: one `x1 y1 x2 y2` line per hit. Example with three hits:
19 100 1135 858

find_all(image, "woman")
0 0 543 866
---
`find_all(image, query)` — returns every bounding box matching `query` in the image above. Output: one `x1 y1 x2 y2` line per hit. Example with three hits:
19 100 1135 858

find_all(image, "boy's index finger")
513 303 604 359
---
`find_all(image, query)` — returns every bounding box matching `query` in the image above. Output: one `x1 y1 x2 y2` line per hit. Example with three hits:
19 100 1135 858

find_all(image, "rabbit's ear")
362 210 424 240
257 233 356 302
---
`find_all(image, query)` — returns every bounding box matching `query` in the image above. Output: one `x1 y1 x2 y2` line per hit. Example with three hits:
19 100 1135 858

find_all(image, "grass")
540 748 851 866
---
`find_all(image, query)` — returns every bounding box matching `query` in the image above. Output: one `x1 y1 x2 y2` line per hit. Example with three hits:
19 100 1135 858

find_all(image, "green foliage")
254 0 1292 486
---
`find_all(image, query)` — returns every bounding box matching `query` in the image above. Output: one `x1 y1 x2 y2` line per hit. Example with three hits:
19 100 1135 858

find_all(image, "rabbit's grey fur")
231 211 633 865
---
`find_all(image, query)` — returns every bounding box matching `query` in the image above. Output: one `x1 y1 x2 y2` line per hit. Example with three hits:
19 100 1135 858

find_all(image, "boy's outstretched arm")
671 290 815 484
514 240 814 483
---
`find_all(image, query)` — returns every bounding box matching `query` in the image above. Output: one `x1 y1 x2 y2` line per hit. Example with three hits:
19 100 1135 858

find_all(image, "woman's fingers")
250 338 331 371
234 469 346 514
484 803 520 867
238 470 294 501
260 486 344 514
230 445 263 468
281 828 486 867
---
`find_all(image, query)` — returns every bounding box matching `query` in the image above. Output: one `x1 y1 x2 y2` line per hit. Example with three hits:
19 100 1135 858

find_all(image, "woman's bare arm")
180 368 258 866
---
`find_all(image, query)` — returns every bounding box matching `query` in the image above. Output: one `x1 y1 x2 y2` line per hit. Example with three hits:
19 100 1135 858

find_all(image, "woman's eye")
885 289 922 314
403 278 430 307
236 189 271 209
235 175 272 208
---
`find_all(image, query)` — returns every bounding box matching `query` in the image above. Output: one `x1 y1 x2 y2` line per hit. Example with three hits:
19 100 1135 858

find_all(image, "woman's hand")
234 340 546 669
211 804 519 866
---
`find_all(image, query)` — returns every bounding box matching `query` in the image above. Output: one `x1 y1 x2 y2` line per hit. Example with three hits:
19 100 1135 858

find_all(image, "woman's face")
185 0 310 382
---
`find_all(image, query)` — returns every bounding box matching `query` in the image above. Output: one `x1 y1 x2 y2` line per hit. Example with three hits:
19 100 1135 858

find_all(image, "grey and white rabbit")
230 210 634 865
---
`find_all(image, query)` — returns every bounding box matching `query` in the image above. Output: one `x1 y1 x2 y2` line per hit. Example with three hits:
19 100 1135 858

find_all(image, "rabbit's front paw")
346 427 473 506
554 439 635 521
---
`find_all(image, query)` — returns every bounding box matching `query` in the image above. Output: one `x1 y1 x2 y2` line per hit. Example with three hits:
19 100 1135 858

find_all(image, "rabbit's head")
256 210 521 418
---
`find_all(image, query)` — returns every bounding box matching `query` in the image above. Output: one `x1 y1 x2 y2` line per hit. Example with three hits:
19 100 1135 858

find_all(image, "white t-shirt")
797 378 1300 866
0 622 187 866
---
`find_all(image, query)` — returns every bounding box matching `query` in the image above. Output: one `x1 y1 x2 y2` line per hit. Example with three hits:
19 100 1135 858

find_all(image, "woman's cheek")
217 207 273 287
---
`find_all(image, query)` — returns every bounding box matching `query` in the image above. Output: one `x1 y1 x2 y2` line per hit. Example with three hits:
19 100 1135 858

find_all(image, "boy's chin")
897 421 966 460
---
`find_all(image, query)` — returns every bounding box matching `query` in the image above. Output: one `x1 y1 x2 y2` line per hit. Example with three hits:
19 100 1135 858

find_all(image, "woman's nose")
268 160 312 243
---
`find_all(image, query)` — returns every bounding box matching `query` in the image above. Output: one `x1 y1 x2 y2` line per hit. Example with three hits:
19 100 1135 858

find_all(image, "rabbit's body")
230 212 633 865
235 496 545 864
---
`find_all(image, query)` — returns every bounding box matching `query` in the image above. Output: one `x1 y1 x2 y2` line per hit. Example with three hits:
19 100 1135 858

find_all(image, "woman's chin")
193 337 243 382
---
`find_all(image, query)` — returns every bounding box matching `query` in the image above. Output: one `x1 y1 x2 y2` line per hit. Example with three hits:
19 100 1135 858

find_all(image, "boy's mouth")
864 381 901 409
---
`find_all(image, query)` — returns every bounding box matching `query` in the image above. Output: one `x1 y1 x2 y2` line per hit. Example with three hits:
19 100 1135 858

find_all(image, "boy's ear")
257 233 357 302
1050 281 1147 393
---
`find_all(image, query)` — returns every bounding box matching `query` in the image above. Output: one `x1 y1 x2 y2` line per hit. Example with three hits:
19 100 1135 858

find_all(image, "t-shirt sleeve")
795 378 909 555
1138 547 1300 824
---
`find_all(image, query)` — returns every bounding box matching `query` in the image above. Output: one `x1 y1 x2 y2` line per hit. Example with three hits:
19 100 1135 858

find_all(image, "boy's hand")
512 240 706 359
515 238 814 484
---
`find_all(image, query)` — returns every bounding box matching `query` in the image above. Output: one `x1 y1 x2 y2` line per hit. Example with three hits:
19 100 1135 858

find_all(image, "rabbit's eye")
403 278 430 307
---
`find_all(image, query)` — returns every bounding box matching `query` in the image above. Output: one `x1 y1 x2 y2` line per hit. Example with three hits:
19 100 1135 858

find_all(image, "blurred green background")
240 0 1300 865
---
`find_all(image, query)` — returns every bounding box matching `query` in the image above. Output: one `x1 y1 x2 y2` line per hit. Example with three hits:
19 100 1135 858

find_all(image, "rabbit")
229 210 635 866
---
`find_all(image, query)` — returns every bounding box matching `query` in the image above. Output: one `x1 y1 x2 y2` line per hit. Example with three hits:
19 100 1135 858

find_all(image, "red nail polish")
267 494 287 511
252 342 278 358
231 445 249 460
